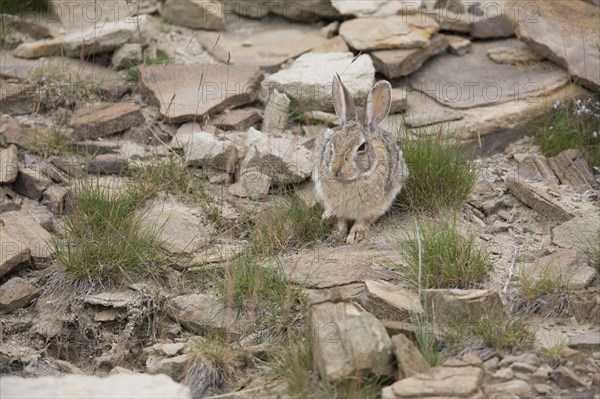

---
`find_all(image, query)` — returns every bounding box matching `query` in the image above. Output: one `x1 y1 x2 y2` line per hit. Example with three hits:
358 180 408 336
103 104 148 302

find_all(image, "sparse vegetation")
519 266 573 306
31 125 71 157
52 179 168 285
444 309 535 353
589 228 600 274
397 128 478 213
398 217 490 289
0 0 47 14
411 309 444 367
531 97 600 171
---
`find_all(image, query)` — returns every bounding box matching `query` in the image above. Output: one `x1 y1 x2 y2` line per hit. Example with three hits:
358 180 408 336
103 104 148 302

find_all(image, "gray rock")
0 145 19 184
446 35 471 55
139 64 262 123
152 343 186 357
339 15 439 51
333 0 421 17
383 364 484 398
261 90 290 135
84 291 142 308
362 280 423 321
198 26 331 72
550 366 586 388
165 293 242 336
42 184 68 215
506 176 573 223
0 277 40 311
0 373 191 398
410 39 568 109
62 18 145 57
392 333 429 379
70 102 145 141
87 154 127 175
390 87 408 114
211 108 262 131
522 248 597 290
261 52 375 112
470 13 513 39
160 0 225 30
507 0 600 90
309 301 394 381
237 128 313 185
171 123 238 171
0 83 35 115
13 167 51 201
112 43 143 69
423 289 503 324
552 215 600 250
486 380 534 398
139 195 215 254
371 34 448 79
548 149 595 192
568 333 600 352
228 169 271 200
146 354 188 380
0 210 52 262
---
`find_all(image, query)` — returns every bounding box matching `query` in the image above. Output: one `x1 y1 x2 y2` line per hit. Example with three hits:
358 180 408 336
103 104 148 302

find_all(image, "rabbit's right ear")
332 73 356 125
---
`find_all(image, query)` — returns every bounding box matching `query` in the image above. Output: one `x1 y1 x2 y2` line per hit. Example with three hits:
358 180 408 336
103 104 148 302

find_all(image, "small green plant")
589 229 600 274
398 217 490 289
531 97 600 170
52 179 167 285
31 125 71 157
411 309 444 367
127 52 174 82
519 266 573 305
444 309 535 352
396 128 478 213
538 343 566 362
0 0 47 14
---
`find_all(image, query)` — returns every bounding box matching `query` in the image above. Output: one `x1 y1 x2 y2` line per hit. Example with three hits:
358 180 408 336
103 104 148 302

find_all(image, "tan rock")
140 64 262 123
42 184 68 215
548 149 595 192
487 45 545 66
13 167 51 201
261 90 290 135
446 35 471 55
423 289 503 324
522 248 597 290
371 34 447 79
507 0 600 90
390 87 408 114
70 102 144 140
392 333 429 379
160 0 224 30
362 280 423 321
0 211 53 261
311 36 350 53
386 365 484 397
552 214 600 250
340 15 439 51
309 301 394 381
211 108 261 131
0 145 18 184
505 176 574 223
0 277 40 311
0 223 31 278
13 38 63 59
0 82 35 115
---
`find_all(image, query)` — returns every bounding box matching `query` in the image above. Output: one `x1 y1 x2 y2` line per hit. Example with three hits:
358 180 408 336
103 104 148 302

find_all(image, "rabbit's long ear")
365 80 392 131
332 73 356 125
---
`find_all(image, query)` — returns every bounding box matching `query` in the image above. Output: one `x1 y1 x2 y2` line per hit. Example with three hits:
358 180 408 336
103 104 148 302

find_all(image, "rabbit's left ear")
364 80 392 131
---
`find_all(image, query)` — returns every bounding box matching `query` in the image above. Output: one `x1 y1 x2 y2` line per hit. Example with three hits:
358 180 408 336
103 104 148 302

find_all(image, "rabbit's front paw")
346 225 368 244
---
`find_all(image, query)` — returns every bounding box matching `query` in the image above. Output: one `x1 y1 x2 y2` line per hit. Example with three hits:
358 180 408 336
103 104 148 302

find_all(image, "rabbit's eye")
357 142 367 152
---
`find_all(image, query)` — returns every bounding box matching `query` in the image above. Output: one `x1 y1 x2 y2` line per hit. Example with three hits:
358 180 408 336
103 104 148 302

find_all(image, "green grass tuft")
0 0 47 14
398 217 490 289
127 52 174 82
31 125 71 158
531 97 600 170
52 179 167 285
590 229 600 274
519 266 573 305
397 129 478 213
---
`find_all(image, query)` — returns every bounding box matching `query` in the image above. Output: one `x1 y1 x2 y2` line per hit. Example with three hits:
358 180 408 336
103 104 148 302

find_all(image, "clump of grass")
411 309 444 367
0 0 47 14
31 125 71 157
444 309 535 352
185 335 243 398
531 97 600 171
398 217 490 289
52 179 167 285
127 52 174 82
243 194 332 258
397 128 478 213
519 267 573 305
589 229 600 274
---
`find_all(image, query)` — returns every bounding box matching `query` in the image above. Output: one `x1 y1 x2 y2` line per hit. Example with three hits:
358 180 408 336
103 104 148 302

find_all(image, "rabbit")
313 73 409 244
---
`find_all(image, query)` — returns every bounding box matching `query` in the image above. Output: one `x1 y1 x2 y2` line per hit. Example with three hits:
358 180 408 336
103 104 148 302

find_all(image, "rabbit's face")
324 124 376 181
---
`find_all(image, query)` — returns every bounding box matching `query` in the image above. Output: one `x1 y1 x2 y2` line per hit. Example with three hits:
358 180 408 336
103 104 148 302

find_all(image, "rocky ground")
1 0 599 398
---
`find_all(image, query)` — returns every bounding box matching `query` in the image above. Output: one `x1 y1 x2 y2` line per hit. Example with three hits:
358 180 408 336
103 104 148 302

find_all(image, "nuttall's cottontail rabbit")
313 73 409 244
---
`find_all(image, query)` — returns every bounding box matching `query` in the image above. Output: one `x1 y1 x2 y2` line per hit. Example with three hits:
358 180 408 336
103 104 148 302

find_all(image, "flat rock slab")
139 64 262 123
0 277 40 312
309 301 394 381
568 333 600 352
410 39 568 109
361 280 423 321
160 0 225 30
371 34 448 79
522 248 597 290
0 211 52 261
552 214 600 250
165 293 242 336
382 365 484 398
83 291 143 308
275 244 399 288
0 83 35 115
507 0 600 91
0 52 128 99
139 195 215 254
198 27 330 72
70 103 144 140
423 289 504 324
506 176 574 223
1 374 191 399
261 52 375 112
61 18 143 57
211 108 262 131
0 144 18 184
171 123 238 171
339 15 439 51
